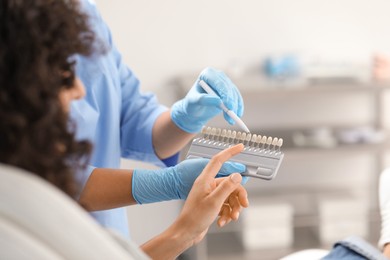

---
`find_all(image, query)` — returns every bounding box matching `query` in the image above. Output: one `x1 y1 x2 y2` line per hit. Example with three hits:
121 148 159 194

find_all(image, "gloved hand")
171 67 244 133
132 158 247 204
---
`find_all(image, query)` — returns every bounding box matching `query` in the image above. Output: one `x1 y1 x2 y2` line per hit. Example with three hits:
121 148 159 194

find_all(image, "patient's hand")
216 179 248 227
173 143 249 245
140 144 249 260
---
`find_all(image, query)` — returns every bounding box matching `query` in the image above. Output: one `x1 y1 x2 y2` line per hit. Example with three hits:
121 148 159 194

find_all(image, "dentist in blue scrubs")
72 0 246 237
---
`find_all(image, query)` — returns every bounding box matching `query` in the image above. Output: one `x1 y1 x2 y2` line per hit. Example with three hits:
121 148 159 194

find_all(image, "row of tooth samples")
200 127 283 151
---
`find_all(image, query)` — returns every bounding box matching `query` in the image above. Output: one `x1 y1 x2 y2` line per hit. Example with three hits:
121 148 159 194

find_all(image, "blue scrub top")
71 0 176 237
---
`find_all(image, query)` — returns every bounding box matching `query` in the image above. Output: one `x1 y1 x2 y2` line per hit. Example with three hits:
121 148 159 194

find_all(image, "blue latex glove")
132 158 247 204
171 67 244 133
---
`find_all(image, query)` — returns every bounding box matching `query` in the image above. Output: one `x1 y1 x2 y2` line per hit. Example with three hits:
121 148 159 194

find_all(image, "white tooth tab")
227 129 231 137
246 133 252 142
272 137 278 146
231 130 237 139
216 128 221 136
236 132 242 142
226 130 231 138
251 134 257 143
241 132 247 142
267 137 273 145
261 136 267 144
212 128 217 140
277 138 284 147
226 130 232 142
256 135 262 147
204 126 212 139
221 129 227 141
215 128 221 140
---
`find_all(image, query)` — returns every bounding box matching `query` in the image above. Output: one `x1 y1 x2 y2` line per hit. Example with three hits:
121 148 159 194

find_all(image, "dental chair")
0 164 148 260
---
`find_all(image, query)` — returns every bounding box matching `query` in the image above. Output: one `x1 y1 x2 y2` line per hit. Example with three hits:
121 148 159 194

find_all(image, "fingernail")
219 219 226 227
230 173 241 184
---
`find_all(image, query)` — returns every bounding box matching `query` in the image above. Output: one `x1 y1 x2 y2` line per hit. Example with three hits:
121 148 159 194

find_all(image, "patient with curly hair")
0 0 249 259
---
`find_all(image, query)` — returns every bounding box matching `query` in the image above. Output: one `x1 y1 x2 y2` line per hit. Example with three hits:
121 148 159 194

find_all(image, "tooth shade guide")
188 127 285 181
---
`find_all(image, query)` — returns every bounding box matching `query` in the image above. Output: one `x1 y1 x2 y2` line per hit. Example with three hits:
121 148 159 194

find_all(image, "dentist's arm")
152 110 195 160
152 67 244 159
79 157 246 211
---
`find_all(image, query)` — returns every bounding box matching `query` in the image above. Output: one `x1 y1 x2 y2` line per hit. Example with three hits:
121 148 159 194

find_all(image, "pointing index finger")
199 143 244 181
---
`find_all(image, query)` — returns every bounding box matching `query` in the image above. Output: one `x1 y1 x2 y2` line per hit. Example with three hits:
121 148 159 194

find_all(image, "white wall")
95 0 390 102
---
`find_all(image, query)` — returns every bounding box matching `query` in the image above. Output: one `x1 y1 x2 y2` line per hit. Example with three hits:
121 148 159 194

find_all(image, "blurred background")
95 0 390 259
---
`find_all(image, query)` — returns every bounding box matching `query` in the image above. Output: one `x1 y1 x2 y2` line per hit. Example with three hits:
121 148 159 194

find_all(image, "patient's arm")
79 168 137 211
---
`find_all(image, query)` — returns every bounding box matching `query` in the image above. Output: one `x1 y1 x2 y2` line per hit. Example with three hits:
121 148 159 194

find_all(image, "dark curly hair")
0 0 94 198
